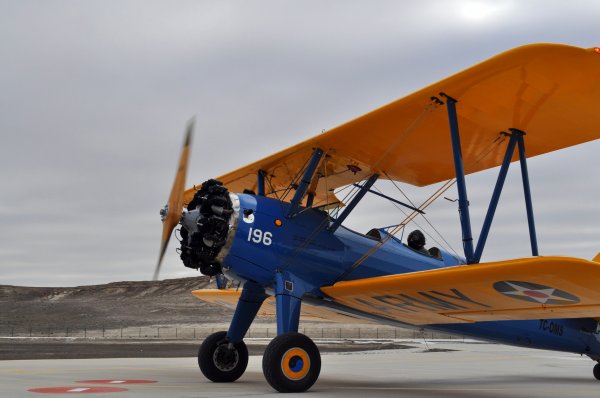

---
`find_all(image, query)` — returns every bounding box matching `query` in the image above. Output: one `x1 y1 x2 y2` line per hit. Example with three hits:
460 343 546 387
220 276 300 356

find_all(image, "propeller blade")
154 119 195 280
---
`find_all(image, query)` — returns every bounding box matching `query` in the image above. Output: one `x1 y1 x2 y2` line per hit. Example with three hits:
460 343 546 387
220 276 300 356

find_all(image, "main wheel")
593 363 600 380
262 332 321 393
198 331 248 383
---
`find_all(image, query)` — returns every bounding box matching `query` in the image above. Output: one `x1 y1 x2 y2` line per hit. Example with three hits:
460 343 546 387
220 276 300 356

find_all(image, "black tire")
262 332 321 393
198 331 248 383
594 363 600 380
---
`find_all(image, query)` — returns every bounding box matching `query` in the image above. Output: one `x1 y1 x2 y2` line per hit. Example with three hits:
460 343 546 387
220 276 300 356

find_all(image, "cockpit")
365 227 443 260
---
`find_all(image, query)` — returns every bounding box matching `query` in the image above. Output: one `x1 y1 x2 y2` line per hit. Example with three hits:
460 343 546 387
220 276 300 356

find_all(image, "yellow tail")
593 252 600 262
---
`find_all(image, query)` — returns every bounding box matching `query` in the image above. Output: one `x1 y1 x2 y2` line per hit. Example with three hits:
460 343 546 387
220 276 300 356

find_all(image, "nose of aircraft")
155 119 238 281
178 180 237 276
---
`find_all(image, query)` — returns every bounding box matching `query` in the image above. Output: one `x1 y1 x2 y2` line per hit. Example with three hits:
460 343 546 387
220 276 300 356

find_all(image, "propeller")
154 118 194 280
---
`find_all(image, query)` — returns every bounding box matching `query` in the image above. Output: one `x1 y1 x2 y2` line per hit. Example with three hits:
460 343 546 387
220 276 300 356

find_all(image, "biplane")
156 43 600 392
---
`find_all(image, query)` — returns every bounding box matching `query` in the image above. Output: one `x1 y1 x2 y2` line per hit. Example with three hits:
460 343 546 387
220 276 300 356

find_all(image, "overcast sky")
1 0 599 287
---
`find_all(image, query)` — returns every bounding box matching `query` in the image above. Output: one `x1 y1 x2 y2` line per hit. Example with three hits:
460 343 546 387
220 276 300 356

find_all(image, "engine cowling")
179 179 238 276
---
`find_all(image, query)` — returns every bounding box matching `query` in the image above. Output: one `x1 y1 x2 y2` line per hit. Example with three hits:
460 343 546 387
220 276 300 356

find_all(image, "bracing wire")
345 133 510 271
372 185 461 260
341 177 459 279
373 99 441 170
276 98 446 275
280 181 363 268
280 154 312 202
264 173 287 216
296 178 355 216
277 156 335 272
382 175 462 261
466 135 506 169
265 174 281 201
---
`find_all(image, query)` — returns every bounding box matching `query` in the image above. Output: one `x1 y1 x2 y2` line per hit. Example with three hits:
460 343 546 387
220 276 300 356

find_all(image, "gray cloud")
1 0 599 286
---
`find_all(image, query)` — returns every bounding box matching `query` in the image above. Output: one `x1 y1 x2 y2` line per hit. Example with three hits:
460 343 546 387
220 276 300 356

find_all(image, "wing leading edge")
321 256 600 326
191 289 374 324
185 44 600 206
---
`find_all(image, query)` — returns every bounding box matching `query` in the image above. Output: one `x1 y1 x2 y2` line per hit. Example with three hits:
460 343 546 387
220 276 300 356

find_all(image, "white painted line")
67 388 91 392
108 381 126 384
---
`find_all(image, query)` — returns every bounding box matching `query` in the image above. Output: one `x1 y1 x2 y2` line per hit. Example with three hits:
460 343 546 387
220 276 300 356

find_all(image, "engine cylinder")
179 179 235 276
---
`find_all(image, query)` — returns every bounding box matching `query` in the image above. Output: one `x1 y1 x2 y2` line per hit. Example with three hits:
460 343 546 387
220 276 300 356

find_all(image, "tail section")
593 253 600 263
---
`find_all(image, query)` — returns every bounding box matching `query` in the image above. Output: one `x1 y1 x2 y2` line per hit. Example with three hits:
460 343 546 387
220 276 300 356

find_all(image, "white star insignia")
502 282 563 304
494 280 580 305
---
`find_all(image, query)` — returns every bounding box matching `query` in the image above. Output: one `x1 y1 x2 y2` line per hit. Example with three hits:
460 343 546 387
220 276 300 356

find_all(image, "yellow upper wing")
185 44 600 206
321 256 600 326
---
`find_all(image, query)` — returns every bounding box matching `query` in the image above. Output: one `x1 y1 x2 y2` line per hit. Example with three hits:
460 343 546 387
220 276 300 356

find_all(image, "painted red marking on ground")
28 386 127 394
76 380 157 384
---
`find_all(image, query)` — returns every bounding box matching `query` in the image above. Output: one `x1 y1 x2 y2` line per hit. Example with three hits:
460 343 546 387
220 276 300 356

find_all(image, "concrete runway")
2 340 599 397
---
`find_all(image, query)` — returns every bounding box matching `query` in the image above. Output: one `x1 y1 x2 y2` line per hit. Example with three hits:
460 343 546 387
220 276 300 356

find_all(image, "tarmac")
0 337 413 360
2 340 600 397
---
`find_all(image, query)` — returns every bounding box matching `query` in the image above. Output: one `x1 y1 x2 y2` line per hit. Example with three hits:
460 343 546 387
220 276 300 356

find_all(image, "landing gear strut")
262 332 321 393
198 331 248 383
198 276 322 392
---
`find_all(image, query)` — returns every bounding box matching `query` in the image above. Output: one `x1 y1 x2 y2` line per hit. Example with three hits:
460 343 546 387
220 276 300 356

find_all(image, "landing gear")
593 363 600 380
198 331 248 383
199 276 321 392
262 332 321 393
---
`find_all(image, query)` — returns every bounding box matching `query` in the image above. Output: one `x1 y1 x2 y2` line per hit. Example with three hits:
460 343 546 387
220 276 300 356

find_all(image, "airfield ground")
2 340 598 398
2 278 599 397
0 337 414 360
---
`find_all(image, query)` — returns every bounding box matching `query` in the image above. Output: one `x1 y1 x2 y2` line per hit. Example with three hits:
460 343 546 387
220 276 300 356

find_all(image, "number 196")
247 227 272 246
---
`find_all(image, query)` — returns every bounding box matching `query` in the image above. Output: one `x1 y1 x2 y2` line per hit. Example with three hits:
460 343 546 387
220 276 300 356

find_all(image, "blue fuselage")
221 194 600 358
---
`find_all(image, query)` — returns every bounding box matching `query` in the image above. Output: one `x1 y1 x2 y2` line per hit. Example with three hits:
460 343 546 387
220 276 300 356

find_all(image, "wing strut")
441 93 540 264
516 131 539 257
474 132 519 262
441 93 475 263
257 169 266 196
286 148 324 218
329 174 379 232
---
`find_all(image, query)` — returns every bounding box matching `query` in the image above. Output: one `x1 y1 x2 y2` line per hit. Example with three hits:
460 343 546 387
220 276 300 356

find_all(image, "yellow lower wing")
191 289 373 324
321 256 600 326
